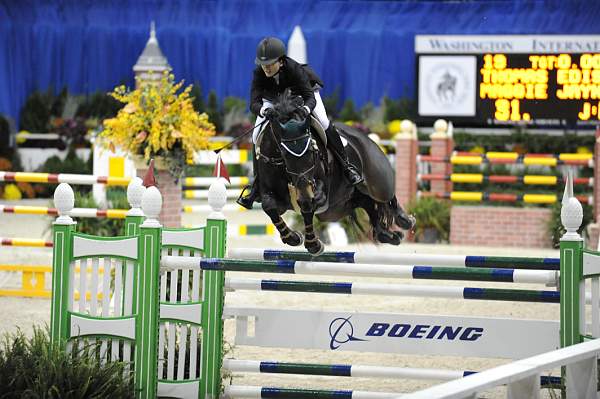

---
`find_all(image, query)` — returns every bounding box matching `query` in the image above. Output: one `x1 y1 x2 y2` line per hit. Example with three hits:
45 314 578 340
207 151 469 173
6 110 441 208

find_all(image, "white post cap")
53 183 75 225
561 170 583 241
126 177 145 216
208 178 227 219
141 186 162 227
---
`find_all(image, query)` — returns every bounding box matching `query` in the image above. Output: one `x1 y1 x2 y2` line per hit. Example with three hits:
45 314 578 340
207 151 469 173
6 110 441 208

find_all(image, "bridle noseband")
264 118 318 187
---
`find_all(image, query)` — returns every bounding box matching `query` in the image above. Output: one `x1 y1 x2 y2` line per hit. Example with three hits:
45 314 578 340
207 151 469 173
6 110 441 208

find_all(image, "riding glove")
296 105 310 119
263 108 278 120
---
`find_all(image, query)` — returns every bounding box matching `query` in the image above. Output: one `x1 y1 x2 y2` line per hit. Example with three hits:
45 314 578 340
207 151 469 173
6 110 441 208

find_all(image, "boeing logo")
329 317 484 350
328 317 367 350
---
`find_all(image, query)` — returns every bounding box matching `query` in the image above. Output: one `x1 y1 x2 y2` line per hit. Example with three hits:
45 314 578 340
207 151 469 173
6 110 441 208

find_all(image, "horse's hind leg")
355 195 403 245
389 196 416 230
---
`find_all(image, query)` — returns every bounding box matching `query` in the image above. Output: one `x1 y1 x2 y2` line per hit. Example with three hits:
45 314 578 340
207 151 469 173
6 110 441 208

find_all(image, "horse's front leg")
301 210 324 255
261 192 303 246
297 182 324 255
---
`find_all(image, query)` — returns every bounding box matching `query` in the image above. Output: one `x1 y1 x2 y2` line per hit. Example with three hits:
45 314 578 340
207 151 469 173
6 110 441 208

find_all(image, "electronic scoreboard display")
416 35 600 127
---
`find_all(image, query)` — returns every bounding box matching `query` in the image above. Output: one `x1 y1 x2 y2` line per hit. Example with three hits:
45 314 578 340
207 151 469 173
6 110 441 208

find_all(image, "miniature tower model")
133 21 171 87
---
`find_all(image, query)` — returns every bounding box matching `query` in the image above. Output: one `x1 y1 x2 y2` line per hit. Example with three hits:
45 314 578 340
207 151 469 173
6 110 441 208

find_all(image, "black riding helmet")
255 37 286 65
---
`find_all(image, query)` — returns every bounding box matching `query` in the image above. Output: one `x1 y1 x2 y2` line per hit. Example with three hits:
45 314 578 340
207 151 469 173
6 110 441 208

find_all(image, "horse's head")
267 89 319 210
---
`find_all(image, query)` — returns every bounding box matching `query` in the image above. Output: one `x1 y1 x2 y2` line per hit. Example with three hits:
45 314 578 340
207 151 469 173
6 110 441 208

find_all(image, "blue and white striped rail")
224 385 402 399
223 359 560 385
228 248 560 270
223 359 472 380
225 277 560 303
161 257 558 285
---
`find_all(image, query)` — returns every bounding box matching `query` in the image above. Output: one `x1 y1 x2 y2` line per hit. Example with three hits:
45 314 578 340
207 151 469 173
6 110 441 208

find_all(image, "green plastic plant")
406 197 451 242
0 326 134 398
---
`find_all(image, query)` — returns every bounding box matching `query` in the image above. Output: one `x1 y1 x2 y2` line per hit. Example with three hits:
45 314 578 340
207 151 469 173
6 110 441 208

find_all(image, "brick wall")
394 136 418 208
137 168 182 228
450 206 553 248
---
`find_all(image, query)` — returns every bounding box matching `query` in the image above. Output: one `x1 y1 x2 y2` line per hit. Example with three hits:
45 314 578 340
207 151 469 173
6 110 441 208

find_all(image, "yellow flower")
3 184 21 200
99 72 215 165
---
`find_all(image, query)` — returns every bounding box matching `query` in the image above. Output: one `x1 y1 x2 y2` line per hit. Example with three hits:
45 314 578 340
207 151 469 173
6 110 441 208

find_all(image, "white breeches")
252 90 330 144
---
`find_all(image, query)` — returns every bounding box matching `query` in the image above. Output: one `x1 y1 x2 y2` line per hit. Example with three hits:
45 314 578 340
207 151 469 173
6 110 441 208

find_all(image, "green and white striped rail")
162 257 558 286
228 248 560 270
224 277 559 303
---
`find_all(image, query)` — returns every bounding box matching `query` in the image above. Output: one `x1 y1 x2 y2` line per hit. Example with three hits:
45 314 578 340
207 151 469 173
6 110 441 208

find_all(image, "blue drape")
1 0 599 126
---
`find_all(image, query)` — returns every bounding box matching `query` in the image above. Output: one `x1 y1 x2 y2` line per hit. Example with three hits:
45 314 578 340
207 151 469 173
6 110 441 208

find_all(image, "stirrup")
236 184 258 209
346 166 364 186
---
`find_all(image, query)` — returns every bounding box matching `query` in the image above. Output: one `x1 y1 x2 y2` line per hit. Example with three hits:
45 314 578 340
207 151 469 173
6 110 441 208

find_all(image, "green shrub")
323 87 340 119
73 188 127 236
0 326 134 398
339 99 360 121
75 91 121 120
407 197 451 242
44 188 127 237
34 149 92 197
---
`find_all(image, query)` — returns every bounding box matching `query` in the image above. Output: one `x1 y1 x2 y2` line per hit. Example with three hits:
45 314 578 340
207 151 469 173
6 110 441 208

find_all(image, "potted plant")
99 72 215 179
406 197 451 243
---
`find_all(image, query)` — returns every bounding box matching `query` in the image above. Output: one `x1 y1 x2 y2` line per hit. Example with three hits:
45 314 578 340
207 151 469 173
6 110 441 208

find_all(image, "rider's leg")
236 146 260 209
313 91 363 186
324 124 364 186
237 112 268 209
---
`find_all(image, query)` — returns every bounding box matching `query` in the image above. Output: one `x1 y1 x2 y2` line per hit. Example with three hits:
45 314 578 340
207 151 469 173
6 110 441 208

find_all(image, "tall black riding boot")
236 148 261 209
325 124 364 186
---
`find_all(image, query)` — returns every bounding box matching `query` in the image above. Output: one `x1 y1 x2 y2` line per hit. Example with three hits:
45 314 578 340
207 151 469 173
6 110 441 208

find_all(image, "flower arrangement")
100 72 215 178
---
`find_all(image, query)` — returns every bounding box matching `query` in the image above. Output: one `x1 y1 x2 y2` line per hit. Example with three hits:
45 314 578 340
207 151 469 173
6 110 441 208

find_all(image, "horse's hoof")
377 230 403 245
282 231 304 247
396 213 416 230
305 239 324 255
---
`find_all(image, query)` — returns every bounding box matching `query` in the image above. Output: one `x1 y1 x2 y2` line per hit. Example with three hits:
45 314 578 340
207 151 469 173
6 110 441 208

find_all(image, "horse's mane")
274 88 302 120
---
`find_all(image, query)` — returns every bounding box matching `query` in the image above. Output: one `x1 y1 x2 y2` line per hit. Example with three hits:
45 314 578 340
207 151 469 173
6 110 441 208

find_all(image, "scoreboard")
416 35 600 127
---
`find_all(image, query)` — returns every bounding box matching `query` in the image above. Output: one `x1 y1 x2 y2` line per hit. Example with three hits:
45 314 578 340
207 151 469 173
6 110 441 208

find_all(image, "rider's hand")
295 105 310 119
291 96 304 108
263 107 277 120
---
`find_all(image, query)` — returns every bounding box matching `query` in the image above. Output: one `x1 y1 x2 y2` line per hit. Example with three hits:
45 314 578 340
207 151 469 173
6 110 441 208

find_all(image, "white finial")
400 120 412 134
141 186 162 227
560 169 583 241
208 178 227 219
447 121 454 138
53 183 75 224
150 21 156 40
126 177 145 216
431 119 448 138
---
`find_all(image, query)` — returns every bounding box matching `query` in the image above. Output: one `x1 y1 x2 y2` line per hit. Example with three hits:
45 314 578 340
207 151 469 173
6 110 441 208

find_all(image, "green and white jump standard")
48 173 600 398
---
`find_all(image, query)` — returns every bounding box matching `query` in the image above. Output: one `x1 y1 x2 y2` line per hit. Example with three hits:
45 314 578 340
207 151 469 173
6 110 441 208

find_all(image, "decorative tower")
133 21 171 87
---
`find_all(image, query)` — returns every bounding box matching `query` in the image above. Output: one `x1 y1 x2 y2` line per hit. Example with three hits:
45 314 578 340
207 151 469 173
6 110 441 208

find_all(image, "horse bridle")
266 120 318 187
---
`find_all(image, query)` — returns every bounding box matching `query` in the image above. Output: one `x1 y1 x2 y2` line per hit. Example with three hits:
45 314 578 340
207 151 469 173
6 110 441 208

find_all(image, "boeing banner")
226 307 559 359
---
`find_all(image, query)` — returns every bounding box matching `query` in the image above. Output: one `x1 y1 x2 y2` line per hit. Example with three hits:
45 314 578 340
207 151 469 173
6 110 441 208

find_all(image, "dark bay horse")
255 90 415 255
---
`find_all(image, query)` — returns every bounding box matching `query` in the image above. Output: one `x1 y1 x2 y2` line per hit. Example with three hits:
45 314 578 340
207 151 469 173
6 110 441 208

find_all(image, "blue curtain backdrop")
1 0 599 126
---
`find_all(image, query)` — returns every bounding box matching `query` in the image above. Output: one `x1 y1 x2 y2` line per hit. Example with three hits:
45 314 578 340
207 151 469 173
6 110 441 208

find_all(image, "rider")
237 36 364 209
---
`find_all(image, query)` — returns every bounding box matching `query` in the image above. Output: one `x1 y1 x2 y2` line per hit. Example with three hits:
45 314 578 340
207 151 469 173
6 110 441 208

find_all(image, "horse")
254 89 415 255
